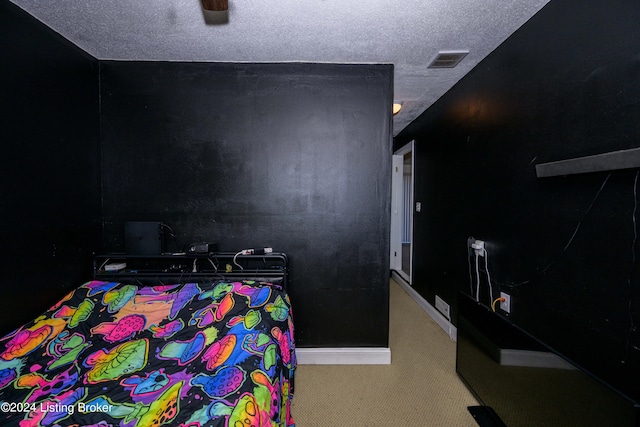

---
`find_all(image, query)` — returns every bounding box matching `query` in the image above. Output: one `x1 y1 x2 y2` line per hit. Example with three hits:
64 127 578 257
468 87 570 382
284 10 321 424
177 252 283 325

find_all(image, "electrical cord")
233 251 244 270
160 223 184 253
483 247 493 302
192 257 219 273
475 249 481 302
467 236 476 297
491 297 506 312
233 247 273 270
505 172 612 288
468 237 494 303
98 258 110 272
474 247 494 303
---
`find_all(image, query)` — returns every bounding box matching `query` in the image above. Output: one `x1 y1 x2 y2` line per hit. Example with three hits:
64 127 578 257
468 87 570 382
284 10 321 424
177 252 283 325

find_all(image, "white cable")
233 251 244 270
468 249 474 296
98 258 110 272
467 237 475 297
192 258 198 273
475 252 480 302
234 247 273 269
484 248 493 302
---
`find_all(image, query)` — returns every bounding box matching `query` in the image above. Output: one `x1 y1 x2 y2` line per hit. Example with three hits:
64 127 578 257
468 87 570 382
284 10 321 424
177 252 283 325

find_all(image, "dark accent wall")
396 0 640 401
0 3 392 348
0 3 102 333
100 62 392 347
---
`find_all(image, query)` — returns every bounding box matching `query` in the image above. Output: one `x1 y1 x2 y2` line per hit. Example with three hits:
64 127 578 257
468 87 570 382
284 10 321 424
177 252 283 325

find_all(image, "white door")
390 141 414 283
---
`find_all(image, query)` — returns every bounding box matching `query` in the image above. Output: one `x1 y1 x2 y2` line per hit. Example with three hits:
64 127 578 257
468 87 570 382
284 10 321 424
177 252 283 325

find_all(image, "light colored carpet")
291 279 479 426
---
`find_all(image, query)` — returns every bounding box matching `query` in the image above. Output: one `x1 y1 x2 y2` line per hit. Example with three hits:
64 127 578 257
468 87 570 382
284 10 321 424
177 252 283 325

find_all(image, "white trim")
390 154 403 272
391 141 414 284
395 262 411 284
392 271 457 341
296 347 391 365
395 140 413 157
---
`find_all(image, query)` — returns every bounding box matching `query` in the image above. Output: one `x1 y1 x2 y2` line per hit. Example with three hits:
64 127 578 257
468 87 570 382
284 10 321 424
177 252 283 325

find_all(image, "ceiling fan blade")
201 0 228 11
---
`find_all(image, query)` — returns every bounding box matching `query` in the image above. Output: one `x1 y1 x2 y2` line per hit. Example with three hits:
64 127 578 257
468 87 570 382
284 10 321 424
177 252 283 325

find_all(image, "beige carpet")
291 279 479 426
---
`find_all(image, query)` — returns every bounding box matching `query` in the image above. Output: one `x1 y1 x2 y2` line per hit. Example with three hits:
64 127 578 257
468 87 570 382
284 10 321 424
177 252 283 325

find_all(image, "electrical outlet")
500 292 511 313
471 239 485 257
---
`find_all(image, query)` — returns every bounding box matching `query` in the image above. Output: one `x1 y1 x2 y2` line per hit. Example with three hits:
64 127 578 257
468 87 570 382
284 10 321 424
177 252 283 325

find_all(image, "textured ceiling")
10 0 551 136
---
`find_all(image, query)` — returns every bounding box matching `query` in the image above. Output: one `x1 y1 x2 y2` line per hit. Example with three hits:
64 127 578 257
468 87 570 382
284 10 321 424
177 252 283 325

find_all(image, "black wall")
99 62 393 347
0 2 101 333
1 5 392 349
396 0 640 400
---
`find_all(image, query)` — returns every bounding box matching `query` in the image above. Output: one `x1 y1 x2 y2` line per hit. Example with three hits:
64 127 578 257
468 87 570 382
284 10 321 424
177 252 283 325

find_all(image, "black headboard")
93 252 289 289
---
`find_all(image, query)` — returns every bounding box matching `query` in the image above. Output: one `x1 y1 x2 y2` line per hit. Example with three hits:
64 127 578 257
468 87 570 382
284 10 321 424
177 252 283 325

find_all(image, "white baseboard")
391 271 457 342
296 347 391 365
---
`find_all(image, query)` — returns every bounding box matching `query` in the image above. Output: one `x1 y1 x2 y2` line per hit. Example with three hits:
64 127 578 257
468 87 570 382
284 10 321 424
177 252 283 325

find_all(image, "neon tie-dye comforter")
0 279 296 427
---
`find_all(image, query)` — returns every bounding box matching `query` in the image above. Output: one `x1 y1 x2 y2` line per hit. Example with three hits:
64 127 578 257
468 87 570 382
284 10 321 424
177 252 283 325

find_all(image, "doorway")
390 141 414 284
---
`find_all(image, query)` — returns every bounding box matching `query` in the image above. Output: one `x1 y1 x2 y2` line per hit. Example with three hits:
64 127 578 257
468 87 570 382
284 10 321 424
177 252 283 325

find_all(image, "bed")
0 253 296 427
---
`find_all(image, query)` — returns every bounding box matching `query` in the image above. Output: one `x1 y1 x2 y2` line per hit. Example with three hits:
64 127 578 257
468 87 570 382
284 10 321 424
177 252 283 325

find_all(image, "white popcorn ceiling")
10 0 551 136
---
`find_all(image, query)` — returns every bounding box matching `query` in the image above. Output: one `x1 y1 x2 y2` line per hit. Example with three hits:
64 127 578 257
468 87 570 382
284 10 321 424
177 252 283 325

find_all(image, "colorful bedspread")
0 279 296 427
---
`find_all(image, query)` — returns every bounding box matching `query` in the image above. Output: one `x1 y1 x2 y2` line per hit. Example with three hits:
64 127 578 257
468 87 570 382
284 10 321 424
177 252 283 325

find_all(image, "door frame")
390 140 414 284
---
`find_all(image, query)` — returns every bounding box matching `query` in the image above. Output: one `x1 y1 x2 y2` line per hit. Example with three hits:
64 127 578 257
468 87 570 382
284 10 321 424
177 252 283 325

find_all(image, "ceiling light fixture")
201 0 228 11
393 103 403 115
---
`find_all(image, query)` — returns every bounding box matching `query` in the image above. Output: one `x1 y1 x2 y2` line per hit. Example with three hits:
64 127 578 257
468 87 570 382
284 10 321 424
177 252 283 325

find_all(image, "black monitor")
456 291 640 427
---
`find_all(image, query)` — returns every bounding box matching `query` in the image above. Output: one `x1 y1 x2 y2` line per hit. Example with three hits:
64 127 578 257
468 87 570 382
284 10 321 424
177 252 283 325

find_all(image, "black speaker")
125 222 164 255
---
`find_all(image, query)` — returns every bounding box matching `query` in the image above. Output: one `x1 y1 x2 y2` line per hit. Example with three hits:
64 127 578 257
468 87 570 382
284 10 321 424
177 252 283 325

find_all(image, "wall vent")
435 295 451 320
428 50 469 68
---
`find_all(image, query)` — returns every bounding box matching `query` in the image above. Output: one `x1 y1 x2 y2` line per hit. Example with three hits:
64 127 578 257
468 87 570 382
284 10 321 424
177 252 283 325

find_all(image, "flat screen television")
456 291 640 427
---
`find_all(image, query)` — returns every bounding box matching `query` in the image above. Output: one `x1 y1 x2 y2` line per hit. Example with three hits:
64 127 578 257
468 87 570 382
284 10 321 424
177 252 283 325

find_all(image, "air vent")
428 50 469 68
